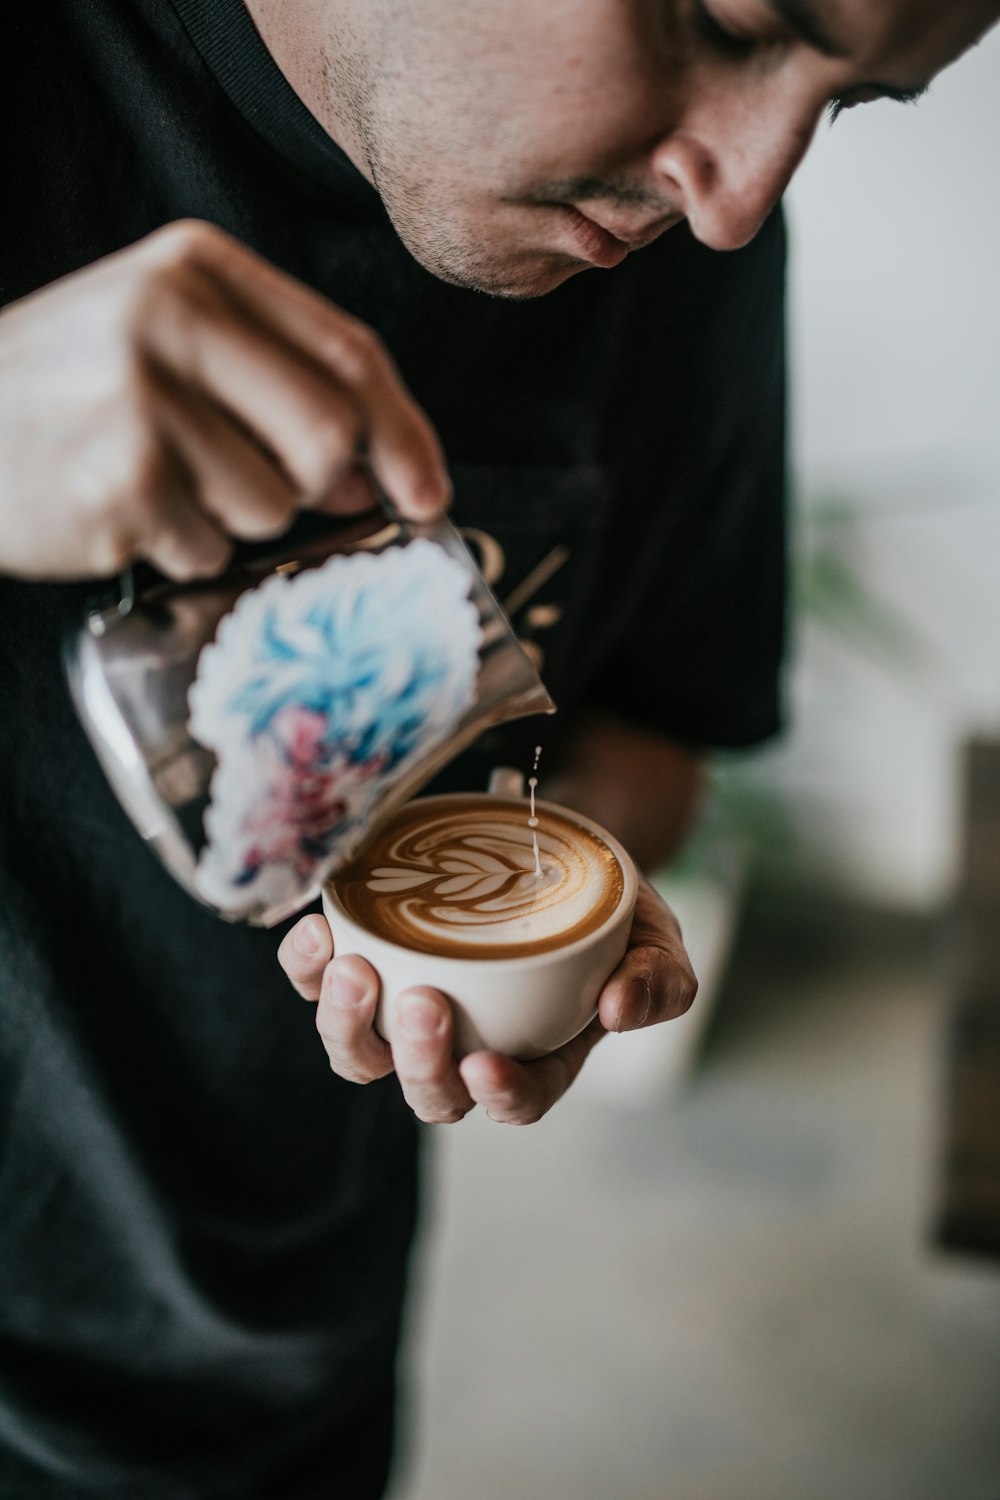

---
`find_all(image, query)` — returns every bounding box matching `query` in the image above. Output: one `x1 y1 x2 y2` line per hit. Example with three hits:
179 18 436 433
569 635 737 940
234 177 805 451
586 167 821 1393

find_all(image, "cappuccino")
333 795 625 960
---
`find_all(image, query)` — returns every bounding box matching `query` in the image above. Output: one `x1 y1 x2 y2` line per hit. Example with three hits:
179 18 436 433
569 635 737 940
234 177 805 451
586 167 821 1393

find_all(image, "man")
0 1 995 1495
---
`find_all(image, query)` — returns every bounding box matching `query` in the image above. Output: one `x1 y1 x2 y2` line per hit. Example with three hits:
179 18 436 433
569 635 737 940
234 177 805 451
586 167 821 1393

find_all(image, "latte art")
334 796 625 959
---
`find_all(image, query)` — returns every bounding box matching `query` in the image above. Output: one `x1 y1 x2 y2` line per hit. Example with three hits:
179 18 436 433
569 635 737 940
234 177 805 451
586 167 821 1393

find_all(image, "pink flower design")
233 706 390 884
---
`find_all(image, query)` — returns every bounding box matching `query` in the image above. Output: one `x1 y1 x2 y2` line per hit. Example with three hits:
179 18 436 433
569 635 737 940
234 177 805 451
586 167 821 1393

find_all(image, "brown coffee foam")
333 796 625 959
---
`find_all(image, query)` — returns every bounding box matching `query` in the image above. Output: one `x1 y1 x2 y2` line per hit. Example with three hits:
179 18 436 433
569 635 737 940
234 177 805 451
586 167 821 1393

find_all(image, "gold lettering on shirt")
458 527 568 675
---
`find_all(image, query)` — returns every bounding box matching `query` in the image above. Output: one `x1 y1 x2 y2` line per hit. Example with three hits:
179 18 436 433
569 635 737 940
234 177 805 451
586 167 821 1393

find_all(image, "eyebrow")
766 0 932 99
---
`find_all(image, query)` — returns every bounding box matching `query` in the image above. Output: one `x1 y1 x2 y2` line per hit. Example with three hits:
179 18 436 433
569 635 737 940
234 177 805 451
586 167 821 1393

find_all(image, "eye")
827 87 878 121
827 86 926 124
690 0 756 59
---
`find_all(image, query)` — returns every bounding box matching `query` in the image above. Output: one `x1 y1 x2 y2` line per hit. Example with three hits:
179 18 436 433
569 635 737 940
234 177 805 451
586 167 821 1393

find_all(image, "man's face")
335 0 998 297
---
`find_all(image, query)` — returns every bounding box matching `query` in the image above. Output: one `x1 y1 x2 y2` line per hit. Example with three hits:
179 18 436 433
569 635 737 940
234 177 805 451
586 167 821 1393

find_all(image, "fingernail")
293 919 323 958
330 972 366 1008
618 969 652 1032
630 969 654 1029
399 995 445 1039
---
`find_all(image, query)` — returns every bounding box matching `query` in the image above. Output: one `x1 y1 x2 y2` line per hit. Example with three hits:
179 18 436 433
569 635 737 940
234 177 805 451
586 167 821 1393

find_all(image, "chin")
449 262 587 300
411 236 589 300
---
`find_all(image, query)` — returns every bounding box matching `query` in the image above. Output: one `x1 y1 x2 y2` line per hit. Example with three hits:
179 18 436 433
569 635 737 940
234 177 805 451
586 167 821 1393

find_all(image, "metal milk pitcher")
64 510 555 927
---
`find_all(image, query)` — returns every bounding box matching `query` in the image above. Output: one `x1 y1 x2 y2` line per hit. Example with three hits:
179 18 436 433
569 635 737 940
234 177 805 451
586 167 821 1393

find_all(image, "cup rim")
322 791 638 971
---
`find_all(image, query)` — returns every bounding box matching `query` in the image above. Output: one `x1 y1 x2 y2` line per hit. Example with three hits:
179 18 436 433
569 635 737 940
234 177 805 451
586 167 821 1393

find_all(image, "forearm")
543 710 705 875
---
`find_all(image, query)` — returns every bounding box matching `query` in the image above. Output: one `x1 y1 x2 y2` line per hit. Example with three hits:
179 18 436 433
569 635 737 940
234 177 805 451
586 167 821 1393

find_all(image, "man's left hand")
278 874 696 1126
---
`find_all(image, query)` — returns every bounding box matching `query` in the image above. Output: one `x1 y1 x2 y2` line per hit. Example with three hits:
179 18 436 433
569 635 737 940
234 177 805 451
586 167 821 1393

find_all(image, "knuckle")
329 1058 376 1085
491 1105 543 1127
630 944 663 970
148 218 227 268
415 1104 468 1126
316 1027 382 1083
315 1009 369 1056
634 943 699 1019
314 1014 344 1049
226 498 294 543
332 322 387 386
676 968 699 1015
324 466 377 513
396 1059 441 1090
310 409 362 477
121 279 174 346
122 257 212 347
161 538 232 584
335 1063 377 1086
279 963 306 993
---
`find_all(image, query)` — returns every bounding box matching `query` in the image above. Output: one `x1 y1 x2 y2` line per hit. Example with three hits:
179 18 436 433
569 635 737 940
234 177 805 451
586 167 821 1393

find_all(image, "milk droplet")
528 752 542 877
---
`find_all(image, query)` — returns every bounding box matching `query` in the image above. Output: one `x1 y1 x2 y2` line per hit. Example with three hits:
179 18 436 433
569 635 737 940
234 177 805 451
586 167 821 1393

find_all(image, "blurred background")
390 27 1000 1500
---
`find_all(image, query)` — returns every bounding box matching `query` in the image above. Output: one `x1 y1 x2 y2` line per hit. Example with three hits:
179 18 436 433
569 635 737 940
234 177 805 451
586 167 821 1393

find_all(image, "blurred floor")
389 889 1000 1500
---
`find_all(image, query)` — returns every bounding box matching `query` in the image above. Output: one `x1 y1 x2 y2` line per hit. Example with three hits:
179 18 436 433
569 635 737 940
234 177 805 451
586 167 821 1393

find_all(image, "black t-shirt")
0 1 787 1494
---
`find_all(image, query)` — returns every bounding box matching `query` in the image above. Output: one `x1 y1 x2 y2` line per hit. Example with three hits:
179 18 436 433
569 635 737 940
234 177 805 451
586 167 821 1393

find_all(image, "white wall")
749 23 1000 909
789 26 1000 489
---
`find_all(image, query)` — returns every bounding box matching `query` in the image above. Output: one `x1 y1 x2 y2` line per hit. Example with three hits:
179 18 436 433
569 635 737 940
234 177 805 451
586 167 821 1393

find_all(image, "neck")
241 0 377 185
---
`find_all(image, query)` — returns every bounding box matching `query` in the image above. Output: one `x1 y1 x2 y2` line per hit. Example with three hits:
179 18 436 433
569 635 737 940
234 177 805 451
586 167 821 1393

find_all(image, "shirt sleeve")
588 208 788 750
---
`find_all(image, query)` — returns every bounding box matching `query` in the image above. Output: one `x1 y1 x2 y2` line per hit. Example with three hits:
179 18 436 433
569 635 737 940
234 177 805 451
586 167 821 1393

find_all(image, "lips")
562 206 681 267
562 207 631 268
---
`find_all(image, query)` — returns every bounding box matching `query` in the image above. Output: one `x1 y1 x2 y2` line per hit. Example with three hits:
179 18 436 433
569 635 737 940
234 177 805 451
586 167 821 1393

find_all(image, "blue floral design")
194 542 481 902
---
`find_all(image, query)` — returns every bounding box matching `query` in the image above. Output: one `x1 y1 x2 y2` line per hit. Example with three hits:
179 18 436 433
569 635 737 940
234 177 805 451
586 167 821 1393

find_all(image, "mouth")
561 207 631 267
561 205 681 267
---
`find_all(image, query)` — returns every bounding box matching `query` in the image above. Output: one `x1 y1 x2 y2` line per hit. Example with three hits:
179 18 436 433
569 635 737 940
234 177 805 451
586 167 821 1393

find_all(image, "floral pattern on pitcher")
188 540 482 916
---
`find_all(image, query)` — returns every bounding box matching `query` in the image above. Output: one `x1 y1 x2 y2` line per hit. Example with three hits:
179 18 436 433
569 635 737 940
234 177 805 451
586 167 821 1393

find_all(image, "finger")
598 887 698 1034
315 954 393 1083
144 266 370 500
196 237 451 518
277 914 335 1001
346 352 452 523
154 367 299 541
131 443 233 581
389 987 475 1125
459 1018 606 1126
314 460 381 517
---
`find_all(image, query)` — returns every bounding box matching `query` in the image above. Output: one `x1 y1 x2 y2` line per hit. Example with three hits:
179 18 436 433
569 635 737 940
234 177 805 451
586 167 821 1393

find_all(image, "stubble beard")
360 114 568 299
330 19 575 299
372 160 568 299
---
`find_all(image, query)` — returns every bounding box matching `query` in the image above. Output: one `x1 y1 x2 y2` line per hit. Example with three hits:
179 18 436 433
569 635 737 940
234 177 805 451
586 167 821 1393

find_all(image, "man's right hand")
0 220 451 581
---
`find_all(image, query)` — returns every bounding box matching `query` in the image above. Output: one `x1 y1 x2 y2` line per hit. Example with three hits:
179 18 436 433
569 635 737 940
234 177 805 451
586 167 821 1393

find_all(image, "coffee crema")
332 796 625 959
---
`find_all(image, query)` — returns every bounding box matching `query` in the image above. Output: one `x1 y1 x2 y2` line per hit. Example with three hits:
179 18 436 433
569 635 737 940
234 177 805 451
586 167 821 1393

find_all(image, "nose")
651 99 817 251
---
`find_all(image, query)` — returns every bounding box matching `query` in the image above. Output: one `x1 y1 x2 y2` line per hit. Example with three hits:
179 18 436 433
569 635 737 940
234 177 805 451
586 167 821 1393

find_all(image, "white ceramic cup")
321 790 638 1060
